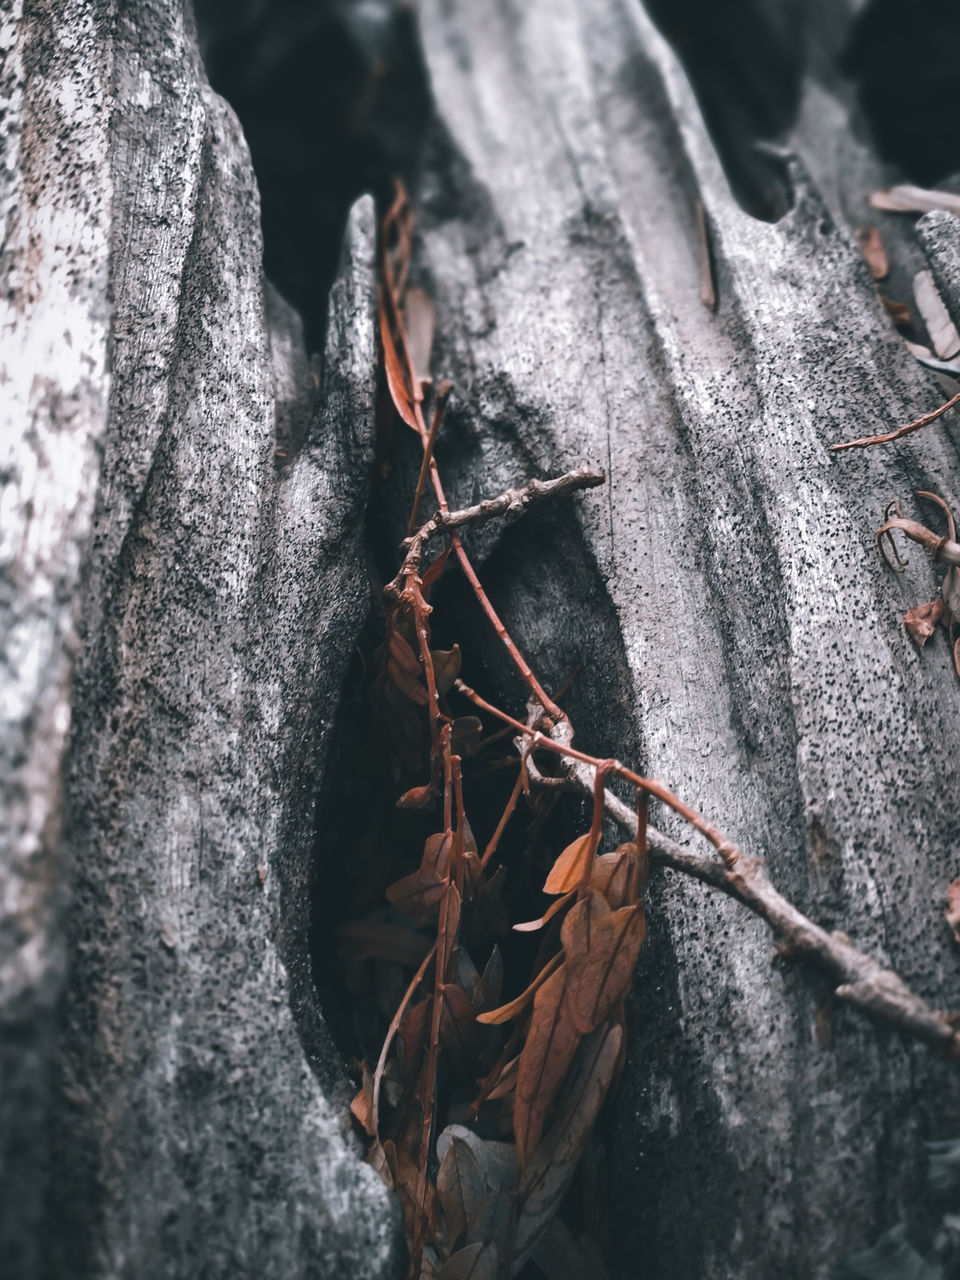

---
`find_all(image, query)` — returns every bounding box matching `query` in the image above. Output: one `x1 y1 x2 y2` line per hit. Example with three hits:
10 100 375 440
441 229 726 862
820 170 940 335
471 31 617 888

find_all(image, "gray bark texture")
3 0 960 1278
1 2 398 1277
405 1 960 1277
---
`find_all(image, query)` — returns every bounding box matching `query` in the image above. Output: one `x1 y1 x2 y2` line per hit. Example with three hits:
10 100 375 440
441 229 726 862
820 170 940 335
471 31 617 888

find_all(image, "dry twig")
830 389 960 452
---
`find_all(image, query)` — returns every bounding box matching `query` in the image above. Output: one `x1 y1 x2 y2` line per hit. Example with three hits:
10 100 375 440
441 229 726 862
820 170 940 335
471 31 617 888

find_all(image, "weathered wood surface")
406 1 960 1276
4 0 960 1277
1 2 398 1277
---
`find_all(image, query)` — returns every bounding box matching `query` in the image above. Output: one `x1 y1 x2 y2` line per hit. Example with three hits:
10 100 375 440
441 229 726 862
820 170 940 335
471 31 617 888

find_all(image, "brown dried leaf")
437 1136 485 1250
558 891 610 970
398 998 430 1085
879 294 911 326
476 952 564 1025
516 1024 623 1264
475 944 504 1012
435 1242 498 1280
543 833 593 895
396 780 439 811
514 889 575 933
379 288 419 431
589 842 646 909
563 900 647 1035
350 1062 376 1137
948 880 960 944
515 965 582 1168
904 599 945 648
432 646 462 696
856 226 889 280
486 1053 520 1101
421 547 451 596
440 983 478 1067
386 832 452 923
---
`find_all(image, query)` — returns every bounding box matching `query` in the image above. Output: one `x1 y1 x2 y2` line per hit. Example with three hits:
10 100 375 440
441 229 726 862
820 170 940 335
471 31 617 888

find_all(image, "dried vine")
348 185 960 1280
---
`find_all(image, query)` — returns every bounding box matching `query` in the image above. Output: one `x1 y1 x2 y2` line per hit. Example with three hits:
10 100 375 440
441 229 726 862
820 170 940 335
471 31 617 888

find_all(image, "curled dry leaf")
870 184 960 216
475 952 564 1025
513 889 575 933
544 833 594 894
947 880 960 944
904 599 945 648
379 287 419 432
856 226 889 281
515 964 582 1167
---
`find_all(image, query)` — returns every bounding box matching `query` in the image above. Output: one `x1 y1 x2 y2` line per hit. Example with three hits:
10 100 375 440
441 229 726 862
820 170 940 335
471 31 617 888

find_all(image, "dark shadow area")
640 0 804 221
843 0 960 186
193 0 431 354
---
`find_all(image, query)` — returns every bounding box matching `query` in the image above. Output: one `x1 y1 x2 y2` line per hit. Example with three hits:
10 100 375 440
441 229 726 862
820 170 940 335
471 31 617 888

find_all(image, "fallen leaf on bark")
856 226 889 280
904 599 945 647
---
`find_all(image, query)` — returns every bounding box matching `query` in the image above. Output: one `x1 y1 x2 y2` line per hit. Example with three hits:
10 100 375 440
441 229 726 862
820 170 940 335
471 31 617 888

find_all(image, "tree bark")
2 2 398 1277
4 1 960 1278
407 2 960 1276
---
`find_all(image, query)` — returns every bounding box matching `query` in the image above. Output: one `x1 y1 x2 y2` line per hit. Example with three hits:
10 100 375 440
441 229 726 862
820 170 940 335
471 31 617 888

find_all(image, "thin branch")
551 728 960 1059
386 468 605 599
830 389 960 452
405 381 452 537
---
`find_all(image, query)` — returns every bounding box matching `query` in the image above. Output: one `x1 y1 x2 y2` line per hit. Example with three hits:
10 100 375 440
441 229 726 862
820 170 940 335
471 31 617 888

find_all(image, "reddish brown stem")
579 762 614 898
455 679 743 868
830 388 960 451
481 771 525 870
406 381 452 537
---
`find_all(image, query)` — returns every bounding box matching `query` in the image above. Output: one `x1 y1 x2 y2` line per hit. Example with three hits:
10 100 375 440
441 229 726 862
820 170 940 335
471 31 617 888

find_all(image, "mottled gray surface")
412 1 960 1276
1 2 399 1277
917 210 960 337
